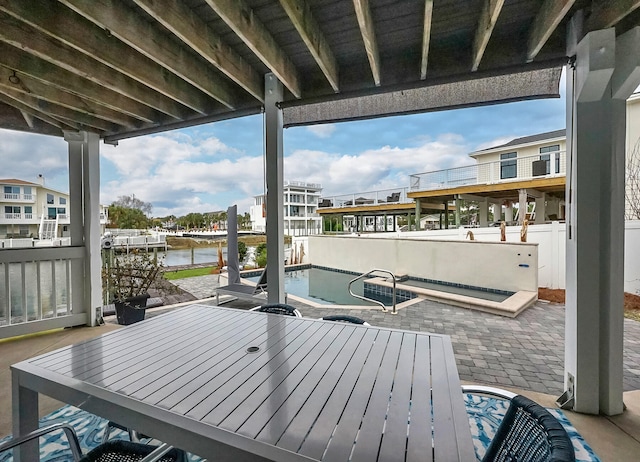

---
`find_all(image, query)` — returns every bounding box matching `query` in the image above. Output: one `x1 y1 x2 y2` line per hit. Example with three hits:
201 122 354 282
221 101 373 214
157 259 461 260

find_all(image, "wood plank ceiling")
0 0 638 141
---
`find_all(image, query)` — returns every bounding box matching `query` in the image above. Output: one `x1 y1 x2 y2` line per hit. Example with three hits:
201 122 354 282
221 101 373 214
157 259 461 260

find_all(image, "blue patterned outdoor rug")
464 393 601 461
1 397 600 461
0 405 204 462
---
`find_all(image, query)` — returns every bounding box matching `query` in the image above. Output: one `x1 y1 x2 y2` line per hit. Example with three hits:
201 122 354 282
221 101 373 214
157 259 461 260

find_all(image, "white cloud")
0 129 67 189
306 124 336 138
285 133 470 196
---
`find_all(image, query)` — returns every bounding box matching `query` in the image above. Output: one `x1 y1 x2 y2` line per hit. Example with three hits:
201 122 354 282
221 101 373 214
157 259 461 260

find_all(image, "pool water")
248 268 389 306
248 267 512 306
401 279 512 302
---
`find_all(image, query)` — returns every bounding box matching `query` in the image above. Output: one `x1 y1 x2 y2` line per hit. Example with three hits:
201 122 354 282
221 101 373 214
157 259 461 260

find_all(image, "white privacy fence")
345 220 640 294
0 246 88 339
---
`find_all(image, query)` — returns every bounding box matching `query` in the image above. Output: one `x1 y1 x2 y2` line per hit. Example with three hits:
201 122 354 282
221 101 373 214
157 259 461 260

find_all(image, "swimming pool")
246 266 513 307
247 267 391 306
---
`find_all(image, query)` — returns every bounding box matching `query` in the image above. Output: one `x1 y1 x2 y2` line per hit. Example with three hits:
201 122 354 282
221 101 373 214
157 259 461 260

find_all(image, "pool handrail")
348 269 397 314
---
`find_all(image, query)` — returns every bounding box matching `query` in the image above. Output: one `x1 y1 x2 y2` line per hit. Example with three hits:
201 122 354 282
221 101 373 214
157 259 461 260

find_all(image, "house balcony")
2 193 36 203
0 213 39 224
409 152 566 193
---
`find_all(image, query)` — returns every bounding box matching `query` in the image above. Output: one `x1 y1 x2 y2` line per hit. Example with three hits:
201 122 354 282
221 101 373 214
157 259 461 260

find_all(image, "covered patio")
1 0 640 458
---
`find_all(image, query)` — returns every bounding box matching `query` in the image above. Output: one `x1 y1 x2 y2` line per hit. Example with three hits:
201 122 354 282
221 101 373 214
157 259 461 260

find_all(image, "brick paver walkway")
169 274 640 395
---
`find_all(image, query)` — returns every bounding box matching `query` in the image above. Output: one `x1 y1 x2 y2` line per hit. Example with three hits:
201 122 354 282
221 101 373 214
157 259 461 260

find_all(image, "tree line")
107 195 251 230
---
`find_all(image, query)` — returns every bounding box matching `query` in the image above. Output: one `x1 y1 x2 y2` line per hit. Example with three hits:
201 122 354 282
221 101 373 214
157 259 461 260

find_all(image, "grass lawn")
164 266 216 280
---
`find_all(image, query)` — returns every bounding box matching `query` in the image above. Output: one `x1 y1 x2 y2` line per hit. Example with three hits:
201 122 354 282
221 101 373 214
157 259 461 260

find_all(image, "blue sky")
2 75 566 217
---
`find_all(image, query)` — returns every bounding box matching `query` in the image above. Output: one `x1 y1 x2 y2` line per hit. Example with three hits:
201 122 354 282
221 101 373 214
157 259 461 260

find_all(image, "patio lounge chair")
251 303 302 317
321 314 370 325
462 385 575 462
0 423 187 461
216 266 269 305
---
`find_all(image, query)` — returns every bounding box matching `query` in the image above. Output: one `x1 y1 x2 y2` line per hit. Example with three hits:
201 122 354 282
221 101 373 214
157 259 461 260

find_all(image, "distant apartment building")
250 181 322 236
0 178 108 239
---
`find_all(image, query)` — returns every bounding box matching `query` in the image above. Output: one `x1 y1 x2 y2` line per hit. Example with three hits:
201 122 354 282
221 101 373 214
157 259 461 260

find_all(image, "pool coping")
369 277 537 318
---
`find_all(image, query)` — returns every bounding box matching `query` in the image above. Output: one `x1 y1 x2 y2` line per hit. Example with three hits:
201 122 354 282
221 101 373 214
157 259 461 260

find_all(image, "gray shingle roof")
476 129 566 152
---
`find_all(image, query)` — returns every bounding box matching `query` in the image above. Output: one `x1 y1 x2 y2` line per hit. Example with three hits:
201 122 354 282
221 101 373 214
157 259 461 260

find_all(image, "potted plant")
102 250 165 325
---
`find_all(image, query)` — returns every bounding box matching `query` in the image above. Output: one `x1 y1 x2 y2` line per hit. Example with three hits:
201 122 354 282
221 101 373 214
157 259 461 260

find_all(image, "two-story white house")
0 178 70 239
250 181 322 236
408 92 640 227
1 178 109 240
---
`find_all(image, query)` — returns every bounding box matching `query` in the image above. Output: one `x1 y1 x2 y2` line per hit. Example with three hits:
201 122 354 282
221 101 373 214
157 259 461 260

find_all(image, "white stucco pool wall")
308 235 538 293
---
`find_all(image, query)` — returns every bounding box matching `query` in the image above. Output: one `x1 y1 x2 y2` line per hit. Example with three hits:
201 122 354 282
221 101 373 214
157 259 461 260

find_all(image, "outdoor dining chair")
0 423 187 461
462 385 575 462
251 303 302 317
321 314 370 325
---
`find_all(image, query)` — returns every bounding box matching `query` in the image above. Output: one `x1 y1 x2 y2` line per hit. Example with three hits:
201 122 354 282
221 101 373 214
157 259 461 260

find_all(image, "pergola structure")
1 0 639 417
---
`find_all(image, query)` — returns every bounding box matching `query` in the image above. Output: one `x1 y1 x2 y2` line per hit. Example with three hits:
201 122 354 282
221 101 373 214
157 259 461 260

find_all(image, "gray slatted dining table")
12 304 475 461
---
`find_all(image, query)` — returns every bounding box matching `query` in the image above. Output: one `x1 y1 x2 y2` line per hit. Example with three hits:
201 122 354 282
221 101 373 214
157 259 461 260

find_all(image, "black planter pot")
114 293 150 325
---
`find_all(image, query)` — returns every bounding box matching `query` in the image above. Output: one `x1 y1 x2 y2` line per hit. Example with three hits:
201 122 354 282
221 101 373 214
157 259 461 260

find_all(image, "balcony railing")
409 151 566 192
318 187 410 209
0 246 87 338
3 193 35 201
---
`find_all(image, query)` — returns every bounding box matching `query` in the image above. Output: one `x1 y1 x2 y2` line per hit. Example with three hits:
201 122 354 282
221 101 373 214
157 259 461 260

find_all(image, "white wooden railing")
0 246 87 339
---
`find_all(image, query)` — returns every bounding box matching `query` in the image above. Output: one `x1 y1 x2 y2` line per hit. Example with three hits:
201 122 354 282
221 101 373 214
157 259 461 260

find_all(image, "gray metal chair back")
251 303 302 317
482 394 575 462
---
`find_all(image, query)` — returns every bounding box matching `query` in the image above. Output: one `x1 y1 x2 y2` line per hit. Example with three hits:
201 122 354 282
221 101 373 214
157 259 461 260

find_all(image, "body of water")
160 247 228 266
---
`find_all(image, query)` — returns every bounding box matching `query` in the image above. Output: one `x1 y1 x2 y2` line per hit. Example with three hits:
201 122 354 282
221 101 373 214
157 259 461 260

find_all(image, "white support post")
415 199 421 231
535 193 546 224
264 74 285 303
64 130 101 327
66 132 85 321
563 26 639 416
518 189 528 224
454 197 462 227
504 203 513 223
478 199 489 227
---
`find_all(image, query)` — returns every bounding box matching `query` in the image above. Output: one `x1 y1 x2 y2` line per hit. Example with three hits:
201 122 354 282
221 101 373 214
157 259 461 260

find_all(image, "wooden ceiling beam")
0 86 118 132
279 0 339 93
0 91 73 131
204 0 301 98
58 0 237 109
587 0 640 31
0 0 213 116
472 0 505 71
527 0 575 62
0 68 142 128
420 0 434 79
353 0 381 86
0 43 167 123
131 0 263 103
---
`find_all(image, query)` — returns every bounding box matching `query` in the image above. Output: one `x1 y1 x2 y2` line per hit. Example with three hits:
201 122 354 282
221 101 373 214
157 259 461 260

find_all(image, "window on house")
23 186 31 194
47 193 54 204
57 208 66 215
47 207 57 219
19 225 29 236
540 145 560 174
500 152 517 179
59 197 67 204
5 206 20 214
24 206 32 217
